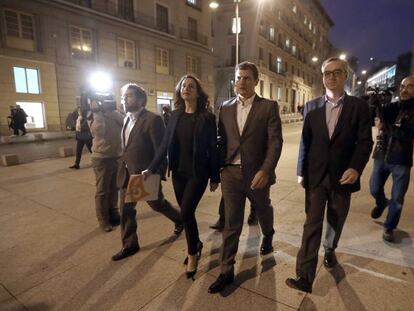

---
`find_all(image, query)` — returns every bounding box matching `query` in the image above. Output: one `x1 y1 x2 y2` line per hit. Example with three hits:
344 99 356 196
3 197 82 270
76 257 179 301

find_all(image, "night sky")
319 0 414 71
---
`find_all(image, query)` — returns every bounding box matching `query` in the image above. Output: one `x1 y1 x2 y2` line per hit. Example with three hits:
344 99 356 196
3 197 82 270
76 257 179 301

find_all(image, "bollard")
59 146 74 157
1 154 19 166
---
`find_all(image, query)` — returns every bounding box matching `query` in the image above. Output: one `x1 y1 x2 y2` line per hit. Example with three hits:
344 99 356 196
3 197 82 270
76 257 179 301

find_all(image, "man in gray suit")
111 83 183 261
208 61 283 293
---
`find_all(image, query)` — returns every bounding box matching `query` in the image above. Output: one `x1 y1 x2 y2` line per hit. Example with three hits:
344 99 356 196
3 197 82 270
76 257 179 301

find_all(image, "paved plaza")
1 123 413 310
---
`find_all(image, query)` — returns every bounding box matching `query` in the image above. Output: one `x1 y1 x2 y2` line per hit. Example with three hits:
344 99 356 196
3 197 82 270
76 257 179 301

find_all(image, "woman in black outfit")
143 74 220 278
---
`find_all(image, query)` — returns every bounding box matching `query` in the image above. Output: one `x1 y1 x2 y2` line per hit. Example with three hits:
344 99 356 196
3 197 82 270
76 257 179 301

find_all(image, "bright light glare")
209 1 219 9
312 56 318 62
361 70 367 75
89 71 112 92
339 54 347 60
357 81 362 85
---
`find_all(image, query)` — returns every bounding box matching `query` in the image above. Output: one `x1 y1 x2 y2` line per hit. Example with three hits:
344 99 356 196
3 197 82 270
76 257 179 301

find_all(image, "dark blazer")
118 108 166 187
297 94 373 193
148 110 220 183
218 95 283 184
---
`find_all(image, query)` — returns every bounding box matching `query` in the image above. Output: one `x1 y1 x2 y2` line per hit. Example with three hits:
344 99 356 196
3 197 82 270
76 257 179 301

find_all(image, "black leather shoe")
174 223 184 235
260 234 274 255
383 229 394 242
371 206 385 219
208 273 234 294
109 216 120 227
247 212 258 226
323 251 338 268
285 277 312 293
100 223 113 232
69 164 80 169
209 220 224 231
111 246 140 261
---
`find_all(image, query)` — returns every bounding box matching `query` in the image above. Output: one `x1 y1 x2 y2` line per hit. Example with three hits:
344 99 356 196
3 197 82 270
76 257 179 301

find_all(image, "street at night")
1 0 413 310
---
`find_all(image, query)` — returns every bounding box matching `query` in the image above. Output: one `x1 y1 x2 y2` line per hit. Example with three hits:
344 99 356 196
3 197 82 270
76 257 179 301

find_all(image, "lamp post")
235 0 240 65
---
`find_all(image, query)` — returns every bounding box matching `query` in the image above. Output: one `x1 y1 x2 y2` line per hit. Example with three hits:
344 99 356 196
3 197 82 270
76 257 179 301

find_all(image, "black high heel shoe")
183 241 203 265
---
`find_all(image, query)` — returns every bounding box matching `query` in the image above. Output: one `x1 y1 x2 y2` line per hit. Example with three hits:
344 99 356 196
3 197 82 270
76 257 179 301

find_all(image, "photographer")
88 99 124 232
370 76 414 242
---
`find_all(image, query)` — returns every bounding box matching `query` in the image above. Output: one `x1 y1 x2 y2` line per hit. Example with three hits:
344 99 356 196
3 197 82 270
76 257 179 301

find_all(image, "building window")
118 0 134 21
259 47 263 60
276 57 283 74
186 55 200 76
259 80 264 96
156 4 169 33
188 17 198 41
16 102 45 129
269 27 275 42
231 17 241 34
156 47 170 74
13 66 40 94
277 87 282 101
292 4 297 13
285 37 290 48
4 9 35 51
292 44 297 55
269 83 273 99
70 26 93 58
186 0 200 9
117 38 136 68
285 88 289 102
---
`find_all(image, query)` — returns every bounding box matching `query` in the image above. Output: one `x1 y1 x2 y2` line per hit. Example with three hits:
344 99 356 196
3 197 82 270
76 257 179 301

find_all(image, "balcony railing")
180 28 208 46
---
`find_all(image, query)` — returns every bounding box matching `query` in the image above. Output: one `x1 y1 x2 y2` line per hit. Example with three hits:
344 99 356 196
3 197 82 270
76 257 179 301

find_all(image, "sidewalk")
1 123 413 310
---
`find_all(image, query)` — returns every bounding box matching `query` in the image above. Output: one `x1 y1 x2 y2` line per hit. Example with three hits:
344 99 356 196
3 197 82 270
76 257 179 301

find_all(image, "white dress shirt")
233 93 256 165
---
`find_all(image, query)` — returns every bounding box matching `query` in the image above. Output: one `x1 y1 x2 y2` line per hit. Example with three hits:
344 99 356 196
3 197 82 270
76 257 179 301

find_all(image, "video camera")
80 71 117 113
363 86 394 126
80 88 117 113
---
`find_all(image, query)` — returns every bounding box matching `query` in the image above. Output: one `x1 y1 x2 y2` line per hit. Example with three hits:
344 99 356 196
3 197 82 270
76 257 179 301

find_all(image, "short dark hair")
235 61 259 80
121 83 147 106
174 74 209 113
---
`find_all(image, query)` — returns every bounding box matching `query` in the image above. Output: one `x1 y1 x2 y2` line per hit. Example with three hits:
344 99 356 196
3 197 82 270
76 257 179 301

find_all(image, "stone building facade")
0 0 214 135
212 0 333 112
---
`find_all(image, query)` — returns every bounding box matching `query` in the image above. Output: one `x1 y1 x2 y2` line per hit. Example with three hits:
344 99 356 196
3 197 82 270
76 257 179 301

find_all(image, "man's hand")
339 168 359 185
297 176 304 188
210 182 219 192
141 169 152 180
251 170 269 190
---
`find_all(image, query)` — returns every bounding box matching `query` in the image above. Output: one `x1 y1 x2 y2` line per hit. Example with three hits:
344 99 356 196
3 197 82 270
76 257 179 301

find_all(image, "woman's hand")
141 169 153 180
210 182 219 192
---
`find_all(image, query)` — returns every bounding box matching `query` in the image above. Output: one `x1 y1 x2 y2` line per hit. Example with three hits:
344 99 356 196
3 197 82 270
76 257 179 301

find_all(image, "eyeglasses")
323 69 344 78
121 94 136 100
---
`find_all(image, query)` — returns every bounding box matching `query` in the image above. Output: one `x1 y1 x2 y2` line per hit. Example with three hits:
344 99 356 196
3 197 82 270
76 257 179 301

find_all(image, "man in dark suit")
208 61 283 293
286 57 373 293
111 83 183 261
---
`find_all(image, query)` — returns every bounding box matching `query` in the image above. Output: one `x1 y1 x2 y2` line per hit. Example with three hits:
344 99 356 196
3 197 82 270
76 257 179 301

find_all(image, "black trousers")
75 139 92 165
296 175 351 284
172 172 208 255
218 197 256 221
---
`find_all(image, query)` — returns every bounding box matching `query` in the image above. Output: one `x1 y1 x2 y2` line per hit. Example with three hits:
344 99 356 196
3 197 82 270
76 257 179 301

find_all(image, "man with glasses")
369 75 414 243
111 83 183 261
286 57 373 293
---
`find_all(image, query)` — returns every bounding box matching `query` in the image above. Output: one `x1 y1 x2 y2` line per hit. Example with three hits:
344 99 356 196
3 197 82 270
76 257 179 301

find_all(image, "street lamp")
209 1 219 9
361 70 367 75
339 53 347 60
312 56 319 62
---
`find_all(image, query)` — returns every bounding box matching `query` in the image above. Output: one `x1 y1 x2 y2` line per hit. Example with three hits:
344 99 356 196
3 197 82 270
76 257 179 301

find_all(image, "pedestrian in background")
69 107 93 169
